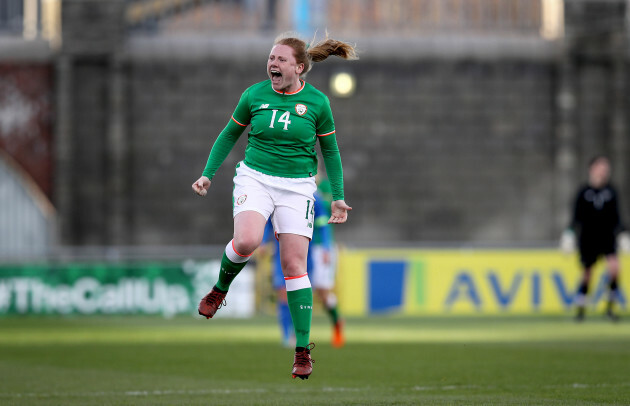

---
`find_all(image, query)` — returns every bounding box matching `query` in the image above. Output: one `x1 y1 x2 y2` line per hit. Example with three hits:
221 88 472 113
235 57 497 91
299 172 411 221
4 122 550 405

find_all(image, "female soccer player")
191 33 357 379
563 156 628 321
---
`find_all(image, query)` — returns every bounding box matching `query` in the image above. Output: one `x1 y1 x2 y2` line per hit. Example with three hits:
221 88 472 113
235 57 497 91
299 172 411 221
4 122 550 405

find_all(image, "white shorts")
232 162 317 239
310 245 338 289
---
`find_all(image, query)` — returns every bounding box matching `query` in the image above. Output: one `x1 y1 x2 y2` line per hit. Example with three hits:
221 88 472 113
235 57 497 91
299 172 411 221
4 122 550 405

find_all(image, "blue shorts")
271 247 285 289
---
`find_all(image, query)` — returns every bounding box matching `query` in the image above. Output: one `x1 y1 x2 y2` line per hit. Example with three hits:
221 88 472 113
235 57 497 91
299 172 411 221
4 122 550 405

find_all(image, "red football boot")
198 287 227 319
291 343 315 380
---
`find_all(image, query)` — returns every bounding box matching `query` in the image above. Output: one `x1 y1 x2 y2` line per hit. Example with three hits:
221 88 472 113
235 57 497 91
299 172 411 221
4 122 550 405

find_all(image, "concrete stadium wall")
104 38 629 247
2 0 628 249
122 47 560 245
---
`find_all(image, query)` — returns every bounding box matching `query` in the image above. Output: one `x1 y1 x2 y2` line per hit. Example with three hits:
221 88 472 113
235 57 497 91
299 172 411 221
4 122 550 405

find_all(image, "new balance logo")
260 104 269 109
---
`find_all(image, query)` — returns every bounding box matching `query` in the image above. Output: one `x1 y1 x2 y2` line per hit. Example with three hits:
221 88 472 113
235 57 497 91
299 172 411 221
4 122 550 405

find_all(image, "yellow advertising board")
337 249 629 316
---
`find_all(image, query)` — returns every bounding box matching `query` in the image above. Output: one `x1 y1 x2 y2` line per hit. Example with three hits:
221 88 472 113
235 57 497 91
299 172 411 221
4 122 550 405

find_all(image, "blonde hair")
274 32 358 77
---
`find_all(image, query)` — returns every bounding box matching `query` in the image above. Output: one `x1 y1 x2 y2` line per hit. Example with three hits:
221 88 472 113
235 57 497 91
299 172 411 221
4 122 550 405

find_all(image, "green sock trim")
287 287 313 348
327 306 339 325
215 252 247 292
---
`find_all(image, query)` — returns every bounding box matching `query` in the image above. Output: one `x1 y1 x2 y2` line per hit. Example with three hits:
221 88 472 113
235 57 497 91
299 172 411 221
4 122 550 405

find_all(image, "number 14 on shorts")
305 200 315 228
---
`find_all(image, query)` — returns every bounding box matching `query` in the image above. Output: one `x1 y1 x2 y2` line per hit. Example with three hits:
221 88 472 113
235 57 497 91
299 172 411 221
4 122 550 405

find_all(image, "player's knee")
233 235 261 256
281 258 306 277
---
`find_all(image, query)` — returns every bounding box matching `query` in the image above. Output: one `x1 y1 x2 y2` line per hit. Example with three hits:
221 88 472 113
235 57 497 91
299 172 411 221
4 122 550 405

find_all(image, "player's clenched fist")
192 176 211 196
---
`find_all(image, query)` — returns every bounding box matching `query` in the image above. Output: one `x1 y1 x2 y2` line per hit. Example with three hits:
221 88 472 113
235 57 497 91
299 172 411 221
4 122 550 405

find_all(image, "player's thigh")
233 163 274 220
578 243 599 270
271 192 316 240
233 211 267 253
232 167 274 251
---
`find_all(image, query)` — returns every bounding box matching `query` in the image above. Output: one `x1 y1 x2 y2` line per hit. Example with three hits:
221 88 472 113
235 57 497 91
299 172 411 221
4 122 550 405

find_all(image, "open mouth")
270 69 282 80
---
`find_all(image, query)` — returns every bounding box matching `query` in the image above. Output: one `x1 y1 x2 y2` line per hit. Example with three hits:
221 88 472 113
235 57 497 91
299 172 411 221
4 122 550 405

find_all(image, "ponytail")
275 32 358 77
307 37 358 63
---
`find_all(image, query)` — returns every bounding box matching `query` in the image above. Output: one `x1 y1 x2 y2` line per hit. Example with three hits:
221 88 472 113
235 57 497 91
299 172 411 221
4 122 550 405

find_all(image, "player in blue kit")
309 179 344 347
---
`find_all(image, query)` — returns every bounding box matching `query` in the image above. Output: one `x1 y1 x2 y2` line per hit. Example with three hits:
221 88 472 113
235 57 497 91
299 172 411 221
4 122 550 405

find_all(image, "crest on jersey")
236 194 247 205
295 104 307 116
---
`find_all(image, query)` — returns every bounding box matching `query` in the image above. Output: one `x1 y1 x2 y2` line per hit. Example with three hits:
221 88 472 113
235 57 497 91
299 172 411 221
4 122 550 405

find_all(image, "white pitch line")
0 387 369 399
322 387 363 392
3 382 630 399
413 385 488 391
412 382 630 392
546 382 630 390
124 388 268 396
0 388 268 399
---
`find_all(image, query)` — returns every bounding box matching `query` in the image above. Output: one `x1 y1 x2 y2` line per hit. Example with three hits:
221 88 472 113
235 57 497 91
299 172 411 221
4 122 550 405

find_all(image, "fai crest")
236 194 247 205
295 104 307 116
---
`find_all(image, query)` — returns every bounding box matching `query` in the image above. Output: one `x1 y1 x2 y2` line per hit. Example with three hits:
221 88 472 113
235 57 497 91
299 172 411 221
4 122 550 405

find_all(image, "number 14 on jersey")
269 110 291 130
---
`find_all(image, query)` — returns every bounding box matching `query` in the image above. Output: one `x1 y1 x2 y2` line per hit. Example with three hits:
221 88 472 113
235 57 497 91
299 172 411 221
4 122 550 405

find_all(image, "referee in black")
562 156 628 321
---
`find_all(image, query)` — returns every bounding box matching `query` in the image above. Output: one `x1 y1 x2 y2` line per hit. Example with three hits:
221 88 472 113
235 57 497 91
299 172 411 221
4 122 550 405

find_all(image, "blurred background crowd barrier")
0 0 629 315
1 248 627 316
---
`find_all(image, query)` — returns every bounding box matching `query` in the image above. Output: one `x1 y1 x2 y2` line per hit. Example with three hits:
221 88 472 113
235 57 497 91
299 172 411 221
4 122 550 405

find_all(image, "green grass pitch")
1 314 629 405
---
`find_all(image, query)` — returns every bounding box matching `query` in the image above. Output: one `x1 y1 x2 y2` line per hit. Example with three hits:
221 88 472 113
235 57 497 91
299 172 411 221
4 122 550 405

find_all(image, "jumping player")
192 33 357 379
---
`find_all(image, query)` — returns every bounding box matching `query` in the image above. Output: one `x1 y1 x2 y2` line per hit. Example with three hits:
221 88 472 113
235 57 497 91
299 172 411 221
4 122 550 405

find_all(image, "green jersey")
202 80 345 200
